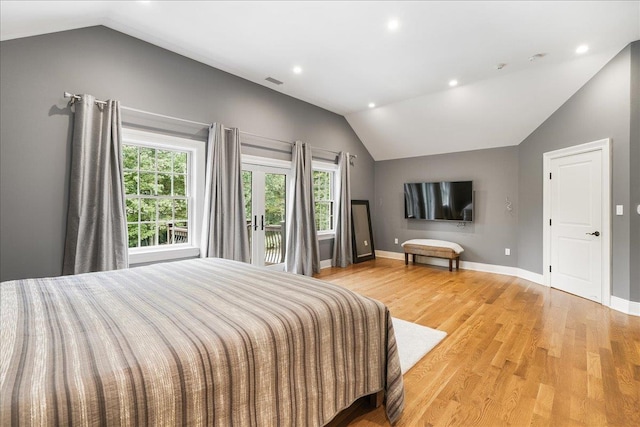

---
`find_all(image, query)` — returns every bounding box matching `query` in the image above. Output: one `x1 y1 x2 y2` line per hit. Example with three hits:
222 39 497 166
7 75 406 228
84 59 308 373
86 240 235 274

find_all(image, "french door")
242 163 289 266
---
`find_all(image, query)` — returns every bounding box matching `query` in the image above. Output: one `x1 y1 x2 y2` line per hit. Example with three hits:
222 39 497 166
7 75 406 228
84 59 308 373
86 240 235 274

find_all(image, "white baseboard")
375 250 544 285
320 259 332 269
375 250 640 317
516 268 544 285
610 296 640 316
375 250 405 260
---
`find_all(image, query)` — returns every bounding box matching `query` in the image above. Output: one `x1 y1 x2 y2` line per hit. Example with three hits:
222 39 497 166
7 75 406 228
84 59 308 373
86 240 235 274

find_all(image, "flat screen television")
404 181 473 222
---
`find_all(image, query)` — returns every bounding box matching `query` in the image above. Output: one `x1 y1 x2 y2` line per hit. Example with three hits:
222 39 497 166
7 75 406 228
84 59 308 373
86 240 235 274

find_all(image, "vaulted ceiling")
2 1 639 160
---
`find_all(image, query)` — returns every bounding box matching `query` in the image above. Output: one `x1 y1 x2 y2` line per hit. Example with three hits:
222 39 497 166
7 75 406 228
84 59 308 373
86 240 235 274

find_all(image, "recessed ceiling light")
449 80 458 87
387 19 400 31
293 66 302 74
576 44 589 54
368 102 376 108
137 1 152 3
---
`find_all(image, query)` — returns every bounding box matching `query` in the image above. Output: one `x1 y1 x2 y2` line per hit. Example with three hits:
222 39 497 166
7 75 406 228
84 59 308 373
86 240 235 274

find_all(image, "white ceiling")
1 1 639 160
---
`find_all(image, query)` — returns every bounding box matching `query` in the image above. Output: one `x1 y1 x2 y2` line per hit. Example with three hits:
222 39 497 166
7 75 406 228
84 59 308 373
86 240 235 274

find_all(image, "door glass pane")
242 170 253 263
264 173 286 265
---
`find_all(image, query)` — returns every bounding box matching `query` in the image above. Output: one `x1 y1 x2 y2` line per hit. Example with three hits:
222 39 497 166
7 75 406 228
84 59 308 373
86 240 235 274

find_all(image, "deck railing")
167 221 285 265
167 222 188 244
264 223 286 264
246 221 286 265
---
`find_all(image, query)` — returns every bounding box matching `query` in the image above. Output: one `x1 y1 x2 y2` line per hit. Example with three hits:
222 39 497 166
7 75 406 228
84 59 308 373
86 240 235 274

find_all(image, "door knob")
586 231 600 236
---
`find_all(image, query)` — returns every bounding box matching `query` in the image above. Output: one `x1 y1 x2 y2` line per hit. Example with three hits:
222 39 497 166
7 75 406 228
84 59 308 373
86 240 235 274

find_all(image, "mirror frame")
351 200 375 263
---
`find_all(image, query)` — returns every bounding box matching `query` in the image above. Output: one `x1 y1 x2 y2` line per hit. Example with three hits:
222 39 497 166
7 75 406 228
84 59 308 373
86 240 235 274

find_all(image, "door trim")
542 138 611 306
242 162 290 267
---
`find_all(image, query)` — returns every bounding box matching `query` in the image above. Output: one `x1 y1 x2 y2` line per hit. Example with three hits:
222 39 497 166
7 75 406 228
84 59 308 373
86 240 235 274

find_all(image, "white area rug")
392 317 447 374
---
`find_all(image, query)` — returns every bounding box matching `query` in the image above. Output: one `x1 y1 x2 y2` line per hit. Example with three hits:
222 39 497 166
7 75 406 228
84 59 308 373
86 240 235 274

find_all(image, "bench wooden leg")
412 254 416 265
456 257 459 270
448 259 452 272
404 253 408 265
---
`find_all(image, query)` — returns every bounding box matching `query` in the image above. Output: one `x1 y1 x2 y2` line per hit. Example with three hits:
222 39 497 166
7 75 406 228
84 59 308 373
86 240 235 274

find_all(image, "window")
123 146 189 248
313 166 336 234
122 129 205 264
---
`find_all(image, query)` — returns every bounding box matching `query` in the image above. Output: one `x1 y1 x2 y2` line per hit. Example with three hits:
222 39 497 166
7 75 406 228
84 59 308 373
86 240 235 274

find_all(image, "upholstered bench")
401 239 464 272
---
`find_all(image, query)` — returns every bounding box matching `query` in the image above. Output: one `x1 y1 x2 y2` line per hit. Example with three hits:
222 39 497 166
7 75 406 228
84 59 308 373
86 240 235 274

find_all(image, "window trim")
122 128 206 265
312 160 338 238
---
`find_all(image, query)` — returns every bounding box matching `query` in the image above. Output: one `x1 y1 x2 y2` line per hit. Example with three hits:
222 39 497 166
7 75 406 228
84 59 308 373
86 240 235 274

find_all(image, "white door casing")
242 156 291 267
543 139 611 306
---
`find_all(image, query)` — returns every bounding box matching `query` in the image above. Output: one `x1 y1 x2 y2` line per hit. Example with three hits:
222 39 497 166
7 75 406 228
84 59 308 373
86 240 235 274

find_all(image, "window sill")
129 245 200 265
317 232 335 241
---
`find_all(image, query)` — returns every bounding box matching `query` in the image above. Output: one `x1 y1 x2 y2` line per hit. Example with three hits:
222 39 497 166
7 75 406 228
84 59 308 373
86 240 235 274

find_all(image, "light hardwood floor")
316 258 640 427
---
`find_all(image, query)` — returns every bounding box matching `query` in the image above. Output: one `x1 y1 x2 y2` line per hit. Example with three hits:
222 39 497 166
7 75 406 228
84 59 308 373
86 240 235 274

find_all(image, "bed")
0 258 404 426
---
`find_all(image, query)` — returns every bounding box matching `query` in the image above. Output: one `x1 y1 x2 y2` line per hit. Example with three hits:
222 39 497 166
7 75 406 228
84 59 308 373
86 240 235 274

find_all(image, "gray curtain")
332 152 352 267
63 95 128 275
200 123 250 262
285 141 320 275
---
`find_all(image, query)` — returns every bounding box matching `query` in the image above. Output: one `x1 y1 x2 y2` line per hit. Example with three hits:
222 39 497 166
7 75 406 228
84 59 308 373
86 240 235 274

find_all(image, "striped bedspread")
1 258 404 426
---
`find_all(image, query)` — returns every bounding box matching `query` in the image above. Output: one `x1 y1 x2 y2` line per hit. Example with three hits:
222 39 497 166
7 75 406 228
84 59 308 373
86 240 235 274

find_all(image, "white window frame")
313 160 338 240
122 128 205 265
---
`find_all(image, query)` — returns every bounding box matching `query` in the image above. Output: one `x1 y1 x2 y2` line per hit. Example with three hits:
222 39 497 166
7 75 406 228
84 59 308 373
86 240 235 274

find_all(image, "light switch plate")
616 205 623 215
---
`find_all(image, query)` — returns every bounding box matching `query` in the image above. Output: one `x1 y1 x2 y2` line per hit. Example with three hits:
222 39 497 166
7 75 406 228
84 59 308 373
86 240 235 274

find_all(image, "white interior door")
550 150 602 302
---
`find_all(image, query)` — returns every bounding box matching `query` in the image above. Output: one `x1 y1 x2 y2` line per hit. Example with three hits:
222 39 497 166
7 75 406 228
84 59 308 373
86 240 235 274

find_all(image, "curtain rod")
63 92 356 161
64 92 210 127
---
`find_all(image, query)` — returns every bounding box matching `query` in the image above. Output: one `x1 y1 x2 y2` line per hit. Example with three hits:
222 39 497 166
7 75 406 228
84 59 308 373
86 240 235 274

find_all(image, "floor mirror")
351 200 375 263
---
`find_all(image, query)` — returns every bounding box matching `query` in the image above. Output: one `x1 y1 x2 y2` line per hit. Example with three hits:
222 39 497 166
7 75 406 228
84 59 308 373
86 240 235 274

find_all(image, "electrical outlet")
364 240 368 246
616 205 623 215
394 238 398 244
505 248 511 256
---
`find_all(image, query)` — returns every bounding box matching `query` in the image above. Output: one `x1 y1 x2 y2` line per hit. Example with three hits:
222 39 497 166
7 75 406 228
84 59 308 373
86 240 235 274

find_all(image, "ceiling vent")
528 53 547 62
265 77 283 85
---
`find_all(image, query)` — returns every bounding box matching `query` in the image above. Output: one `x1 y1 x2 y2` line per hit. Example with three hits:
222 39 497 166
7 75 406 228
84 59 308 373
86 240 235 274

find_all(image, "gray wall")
517 44 635 301
630 42 640 302
0 26 374 281
373 146 519 267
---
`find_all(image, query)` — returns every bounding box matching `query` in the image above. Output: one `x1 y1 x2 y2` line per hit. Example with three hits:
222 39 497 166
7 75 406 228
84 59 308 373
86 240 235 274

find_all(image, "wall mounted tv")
404 181 473 222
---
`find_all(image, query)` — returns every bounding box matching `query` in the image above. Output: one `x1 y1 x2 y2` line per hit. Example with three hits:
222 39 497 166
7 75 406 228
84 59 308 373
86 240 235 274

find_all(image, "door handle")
261 215 264 231
254 215 258 231
586 231 600 236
